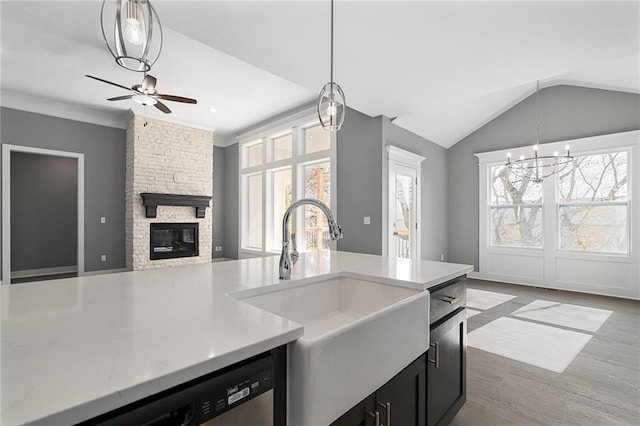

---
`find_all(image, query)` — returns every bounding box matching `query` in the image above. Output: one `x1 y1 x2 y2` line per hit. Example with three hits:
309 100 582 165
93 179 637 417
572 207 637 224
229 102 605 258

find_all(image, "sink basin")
232 274 429 425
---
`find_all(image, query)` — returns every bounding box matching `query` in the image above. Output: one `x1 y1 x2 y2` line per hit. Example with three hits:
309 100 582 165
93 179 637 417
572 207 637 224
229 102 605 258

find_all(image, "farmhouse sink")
232 274 430 425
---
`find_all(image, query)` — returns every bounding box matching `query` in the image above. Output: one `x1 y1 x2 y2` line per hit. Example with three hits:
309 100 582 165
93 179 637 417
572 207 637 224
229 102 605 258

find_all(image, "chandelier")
317 0 346 132
100 0 163 72
506 81 573 183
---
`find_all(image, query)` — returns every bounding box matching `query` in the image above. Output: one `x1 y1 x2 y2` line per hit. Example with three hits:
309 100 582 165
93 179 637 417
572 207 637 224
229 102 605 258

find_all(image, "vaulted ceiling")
2 1 638 148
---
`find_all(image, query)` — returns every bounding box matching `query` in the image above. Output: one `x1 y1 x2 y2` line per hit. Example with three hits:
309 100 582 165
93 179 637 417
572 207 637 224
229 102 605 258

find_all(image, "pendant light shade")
317 0 346 132
318 82 346 132
100 0 163 72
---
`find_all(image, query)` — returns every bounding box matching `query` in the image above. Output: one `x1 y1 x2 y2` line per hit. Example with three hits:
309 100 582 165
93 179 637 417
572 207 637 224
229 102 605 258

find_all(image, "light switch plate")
100 217 106 224
363 216 371 225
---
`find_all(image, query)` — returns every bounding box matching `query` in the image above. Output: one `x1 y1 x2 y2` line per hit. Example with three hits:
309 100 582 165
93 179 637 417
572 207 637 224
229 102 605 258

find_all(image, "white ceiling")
2 1 639 148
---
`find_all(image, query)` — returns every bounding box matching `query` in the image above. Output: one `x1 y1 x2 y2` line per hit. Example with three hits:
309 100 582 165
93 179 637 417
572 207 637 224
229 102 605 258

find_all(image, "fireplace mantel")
140 193 212 218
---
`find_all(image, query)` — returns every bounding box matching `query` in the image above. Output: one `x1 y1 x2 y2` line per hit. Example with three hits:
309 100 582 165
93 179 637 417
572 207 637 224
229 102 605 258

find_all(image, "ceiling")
1 1 638 148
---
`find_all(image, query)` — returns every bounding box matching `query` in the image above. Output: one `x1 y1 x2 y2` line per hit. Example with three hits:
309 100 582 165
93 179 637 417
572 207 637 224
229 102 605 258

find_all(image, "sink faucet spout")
279 198 342 280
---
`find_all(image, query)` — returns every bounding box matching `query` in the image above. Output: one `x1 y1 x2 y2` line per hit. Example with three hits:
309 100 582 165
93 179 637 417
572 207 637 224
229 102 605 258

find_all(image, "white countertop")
0 251 472 425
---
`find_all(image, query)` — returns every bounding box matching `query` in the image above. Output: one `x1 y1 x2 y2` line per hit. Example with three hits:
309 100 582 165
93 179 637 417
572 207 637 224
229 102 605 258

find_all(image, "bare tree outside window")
558 151 628 253
304 162 331 251
490 165 543 248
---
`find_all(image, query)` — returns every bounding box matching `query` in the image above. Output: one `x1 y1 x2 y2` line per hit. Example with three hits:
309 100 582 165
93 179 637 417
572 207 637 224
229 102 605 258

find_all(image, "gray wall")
382 117 449 261
336 108 384 255
447 85 640 270
1 107 126 276
212 146 225 259
223 143 239 259
11 152 77 271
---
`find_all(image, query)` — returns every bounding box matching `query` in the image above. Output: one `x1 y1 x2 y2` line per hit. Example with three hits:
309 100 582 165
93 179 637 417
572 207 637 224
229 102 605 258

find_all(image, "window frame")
237 108 337 258
555 148 631 256
477 132 636 262
487 163 545 250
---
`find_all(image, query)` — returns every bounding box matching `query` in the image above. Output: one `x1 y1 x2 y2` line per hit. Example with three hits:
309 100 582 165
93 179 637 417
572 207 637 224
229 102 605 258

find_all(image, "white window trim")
237 108 337 258
474 130 639 299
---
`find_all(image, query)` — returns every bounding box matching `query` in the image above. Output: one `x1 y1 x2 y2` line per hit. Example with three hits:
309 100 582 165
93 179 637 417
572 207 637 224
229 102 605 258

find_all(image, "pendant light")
317 0 346 132
100 0 163 72
505 81 573 183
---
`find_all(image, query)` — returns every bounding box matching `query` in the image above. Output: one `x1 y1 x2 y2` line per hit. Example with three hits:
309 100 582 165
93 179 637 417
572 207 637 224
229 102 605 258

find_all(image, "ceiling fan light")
132 94 157 106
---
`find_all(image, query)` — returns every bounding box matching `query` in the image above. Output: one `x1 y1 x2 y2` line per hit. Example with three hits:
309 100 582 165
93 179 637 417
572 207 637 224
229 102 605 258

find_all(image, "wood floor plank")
451 279 640 426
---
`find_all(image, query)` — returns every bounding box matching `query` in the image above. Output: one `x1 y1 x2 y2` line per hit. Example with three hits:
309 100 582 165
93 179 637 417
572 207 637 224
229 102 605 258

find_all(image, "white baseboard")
467 271 639 301
11 266 77 279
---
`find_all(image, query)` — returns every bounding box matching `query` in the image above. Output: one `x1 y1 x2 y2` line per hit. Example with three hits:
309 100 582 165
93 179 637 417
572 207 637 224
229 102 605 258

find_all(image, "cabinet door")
376 354 426 426
427 308 467 426
331 394 377 426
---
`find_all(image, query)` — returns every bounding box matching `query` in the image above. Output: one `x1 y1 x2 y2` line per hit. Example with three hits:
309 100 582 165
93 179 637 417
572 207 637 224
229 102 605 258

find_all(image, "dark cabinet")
330 394 376 426
331 354 426 426
427 308 466 426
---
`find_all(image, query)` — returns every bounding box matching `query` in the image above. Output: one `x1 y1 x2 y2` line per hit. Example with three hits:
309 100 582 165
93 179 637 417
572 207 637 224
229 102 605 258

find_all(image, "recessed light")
209 107 217 113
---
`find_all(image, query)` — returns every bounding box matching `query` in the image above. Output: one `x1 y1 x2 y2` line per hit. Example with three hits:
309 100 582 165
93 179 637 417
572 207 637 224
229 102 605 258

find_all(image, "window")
476 131 638 297
558 151 629 254
489 165 543 248
244 173 263 250
244 141 263 168
303 161 331 251
239 115 335 256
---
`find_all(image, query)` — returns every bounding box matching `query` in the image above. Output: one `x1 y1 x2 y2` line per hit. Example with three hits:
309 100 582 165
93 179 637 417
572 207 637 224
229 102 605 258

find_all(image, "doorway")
2 144 84 284
386 146 425 260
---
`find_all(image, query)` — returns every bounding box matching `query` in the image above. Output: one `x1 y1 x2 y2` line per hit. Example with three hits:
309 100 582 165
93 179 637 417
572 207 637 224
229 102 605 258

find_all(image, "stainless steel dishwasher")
85 348 286 426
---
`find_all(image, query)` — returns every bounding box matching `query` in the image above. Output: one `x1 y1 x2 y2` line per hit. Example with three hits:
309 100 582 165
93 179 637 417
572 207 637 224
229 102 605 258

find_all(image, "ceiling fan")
85 74 197 113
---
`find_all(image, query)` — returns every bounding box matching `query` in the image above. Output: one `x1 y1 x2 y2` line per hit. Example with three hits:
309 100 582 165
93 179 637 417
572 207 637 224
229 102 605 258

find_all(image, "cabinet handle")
428 342 440 368
367 410 380 426
377 402 391 426
440 295 459 304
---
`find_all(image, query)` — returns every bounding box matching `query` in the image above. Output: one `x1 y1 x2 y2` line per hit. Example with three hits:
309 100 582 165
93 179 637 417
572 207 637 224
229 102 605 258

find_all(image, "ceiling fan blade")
85 75 133 92
107 95 134 101
154 100 172 114
155 94 198 104
142 75 157 93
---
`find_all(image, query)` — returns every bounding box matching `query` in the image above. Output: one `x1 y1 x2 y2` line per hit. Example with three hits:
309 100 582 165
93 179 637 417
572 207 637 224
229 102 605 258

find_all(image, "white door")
388 163 418 259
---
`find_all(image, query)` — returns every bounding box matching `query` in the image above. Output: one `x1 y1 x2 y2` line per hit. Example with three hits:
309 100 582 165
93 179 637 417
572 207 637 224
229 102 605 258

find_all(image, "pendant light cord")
536 80 540 146
330 0 334 84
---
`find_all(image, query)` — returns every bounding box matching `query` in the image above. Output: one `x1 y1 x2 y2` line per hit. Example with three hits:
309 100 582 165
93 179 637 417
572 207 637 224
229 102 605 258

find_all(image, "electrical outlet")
441 254 445 261
363 216 371 225
100 217 106 224
101 254 107 262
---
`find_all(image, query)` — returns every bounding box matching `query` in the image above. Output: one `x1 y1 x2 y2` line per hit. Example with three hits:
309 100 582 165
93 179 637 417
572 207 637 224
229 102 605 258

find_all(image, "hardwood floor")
451 279 640 426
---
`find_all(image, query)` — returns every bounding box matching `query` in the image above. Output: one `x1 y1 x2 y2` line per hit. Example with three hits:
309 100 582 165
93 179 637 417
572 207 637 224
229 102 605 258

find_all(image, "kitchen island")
1 251 472 425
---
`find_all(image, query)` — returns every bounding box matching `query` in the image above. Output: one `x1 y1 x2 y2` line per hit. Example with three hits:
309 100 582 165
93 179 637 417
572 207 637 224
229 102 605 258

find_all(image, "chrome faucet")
279 198 342 280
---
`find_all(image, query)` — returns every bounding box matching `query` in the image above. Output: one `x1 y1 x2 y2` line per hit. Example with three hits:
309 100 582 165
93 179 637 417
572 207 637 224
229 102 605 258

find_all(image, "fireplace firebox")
150 223 199 260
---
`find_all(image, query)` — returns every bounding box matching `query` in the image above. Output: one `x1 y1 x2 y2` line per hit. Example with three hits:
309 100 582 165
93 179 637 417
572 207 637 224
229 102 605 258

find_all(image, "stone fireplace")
125 114 213 270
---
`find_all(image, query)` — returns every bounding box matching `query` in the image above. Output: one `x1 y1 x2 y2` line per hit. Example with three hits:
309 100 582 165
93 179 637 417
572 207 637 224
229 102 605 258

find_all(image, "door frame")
383 145 425 259
2 144 85 284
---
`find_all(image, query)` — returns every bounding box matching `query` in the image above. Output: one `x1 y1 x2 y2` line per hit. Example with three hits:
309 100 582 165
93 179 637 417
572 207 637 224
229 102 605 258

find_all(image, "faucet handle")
291 233 299 265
